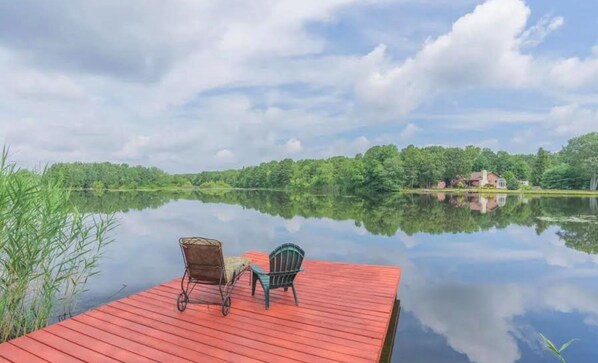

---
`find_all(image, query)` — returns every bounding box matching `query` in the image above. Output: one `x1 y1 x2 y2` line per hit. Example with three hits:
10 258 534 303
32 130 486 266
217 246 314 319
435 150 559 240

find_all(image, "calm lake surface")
70 190 598 363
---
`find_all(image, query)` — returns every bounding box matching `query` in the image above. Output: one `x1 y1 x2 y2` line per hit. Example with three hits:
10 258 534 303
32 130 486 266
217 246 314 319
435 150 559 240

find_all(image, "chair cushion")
224 256 251 283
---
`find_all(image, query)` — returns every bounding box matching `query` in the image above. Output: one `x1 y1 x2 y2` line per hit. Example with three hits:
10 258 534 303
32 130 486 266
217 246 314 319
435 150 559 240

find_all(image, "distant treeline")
48 132 597 192
186 132 597 192
46 163 192 190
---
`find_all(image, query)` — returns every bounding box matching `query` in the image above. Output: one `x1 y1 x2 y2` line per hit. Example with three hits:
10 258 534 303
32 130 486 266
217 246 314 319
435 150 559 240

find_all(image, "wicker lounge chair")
177 237 250 316
251 243 305 310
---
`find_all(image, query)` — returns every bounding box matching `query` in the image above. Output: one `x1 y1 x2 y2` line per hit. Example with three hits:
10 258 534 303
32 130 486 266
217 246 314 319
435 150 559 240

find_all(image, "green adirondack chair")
251 243 305 310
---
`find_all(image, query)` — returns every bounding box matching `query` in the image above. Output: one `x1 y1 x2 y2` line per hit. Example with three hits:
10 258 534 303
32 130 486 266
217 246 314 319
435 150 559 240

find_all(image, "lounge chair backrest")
180 237 225 284
268 243 304 289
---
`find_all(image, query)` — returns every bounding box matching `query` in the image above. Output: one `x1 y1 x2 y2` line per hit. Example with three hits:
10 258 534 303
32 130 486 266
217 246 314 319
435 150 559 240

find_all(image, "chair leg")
264 288 270 310
251 273 258 296
291 284 299 306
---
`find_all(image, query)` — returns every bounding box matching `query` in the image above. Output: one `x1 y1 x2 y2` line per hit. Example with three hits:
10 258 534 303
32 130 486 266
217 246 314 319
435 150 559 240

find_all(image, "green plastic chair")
251 243 305 310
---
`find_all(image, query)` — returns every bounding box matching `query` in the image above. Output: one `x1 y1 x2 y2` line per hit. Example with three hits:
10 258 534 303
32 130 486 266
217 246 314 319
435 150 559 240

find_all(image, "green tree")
311 161 334 189
561 132 598 190
270 158 295 188
443 147 474 183
417 147 444 188
401 145 421 188
541 164 576 189
512 160 531 181
503 171 519 190
532 147 550 186
334 157 364 192
473 149 497 172
495 151 514 175
363 145 403 192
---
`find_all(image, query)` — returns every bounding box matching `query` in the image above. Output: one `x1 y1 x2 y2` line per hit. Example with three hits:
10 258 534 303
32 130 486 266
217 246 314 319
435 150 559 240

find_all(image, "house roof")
470 172 483 180
467 171 500 180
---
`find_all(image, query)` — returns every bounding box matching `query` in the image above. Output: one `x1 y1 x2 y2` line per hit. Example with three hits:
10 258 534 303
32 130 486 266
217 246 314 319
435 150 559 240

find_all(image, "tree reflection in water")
70 190 598 255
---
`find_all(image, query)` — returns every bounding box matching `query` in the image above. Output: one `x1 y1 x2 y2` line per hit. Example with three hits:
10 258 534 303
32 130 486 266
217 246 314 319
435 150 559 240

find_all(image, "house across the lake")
451 170 507 189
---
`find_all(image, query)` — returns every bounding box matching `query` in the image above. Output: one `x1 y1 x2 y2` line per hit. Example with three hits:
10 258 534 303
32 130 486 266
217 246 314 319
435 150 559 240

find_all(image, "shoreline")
402 188 598 197
70 186 598 196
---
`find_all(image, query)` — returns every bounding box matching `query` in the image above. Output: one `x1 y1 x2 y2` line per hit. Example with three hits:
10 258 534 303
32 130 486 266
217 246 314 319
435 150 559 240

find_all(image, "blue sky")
0 0 596 172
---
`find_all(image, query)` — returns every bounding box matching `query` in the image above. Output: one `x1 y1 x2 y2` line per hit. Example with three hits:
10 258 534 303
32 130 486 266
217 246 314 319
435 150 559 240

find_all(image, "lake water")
71 190 598 363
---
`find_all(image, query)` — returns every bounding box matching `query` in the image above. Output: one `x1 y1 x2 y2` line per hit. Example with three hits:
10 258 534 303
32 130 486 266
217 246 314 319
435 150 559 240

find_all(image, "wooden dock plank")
118 296 348 363
28 329 121 363
44 324 156 363
0 252 401 362
143 288 385 341
119 292 376 357
101 301 303 363
161 279 394 317
86 309 266 363
143 287 386 336
0 342 47 363
122 293 373 363
59 319 194 363
10 335 83 363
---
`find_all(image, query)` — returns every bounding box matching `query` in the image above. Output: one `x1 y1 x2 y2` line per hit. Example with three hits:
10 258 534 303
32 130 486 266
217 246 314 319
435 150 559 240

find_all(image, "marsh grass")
540 333 577 363
0 150 116 342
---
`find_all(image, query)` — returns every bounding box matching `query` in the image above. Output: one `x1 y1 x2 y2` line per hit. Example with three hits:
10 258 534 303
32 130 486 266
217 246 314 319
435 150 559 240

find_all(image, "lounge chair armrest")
250 265 268 275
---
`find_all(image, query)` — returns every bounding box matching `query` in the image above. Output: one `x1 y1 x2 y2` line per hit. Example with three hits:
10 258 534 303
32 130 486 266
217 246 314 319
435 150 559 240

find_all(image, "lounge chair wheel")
221 296 231 316
177 292 188 312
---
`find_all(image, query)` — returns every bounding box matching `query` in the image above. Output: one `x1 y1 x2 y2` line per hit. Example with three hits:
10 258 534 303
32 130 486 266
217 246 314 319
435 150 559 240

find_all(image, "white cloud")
313 136 372 159
518 14 564 49
511 129 535 145
400 123 421 140
547 55 598 90
548 104 598 137
356 0 598 121
352 136 371 152
284 138 303 154
357 0 535 117
215 149 235 162
0 0 597 171
283 217 304 233
119 136 151 159
476 138 500 149
0 1 366 171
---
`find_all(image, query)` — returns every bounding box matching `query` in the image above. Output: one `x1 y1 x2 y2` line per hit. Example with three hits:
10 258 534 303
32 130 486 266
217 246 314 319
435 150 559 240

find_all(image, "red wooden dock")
0 251 401 362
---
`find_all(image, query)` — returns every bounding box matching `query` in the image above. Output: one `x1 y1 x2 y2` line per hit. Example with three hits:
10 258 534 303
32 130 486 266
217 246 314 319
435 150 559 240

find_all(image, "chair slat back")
269 243 304 288
180 237 225 284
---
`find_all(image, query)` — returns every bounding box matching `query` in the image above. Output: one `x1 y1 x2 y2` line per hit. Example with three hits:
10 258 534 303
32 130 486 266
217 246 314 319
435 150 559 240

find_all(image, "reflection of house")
469 196 499 213
447 194 503 213
497 194 507 207
452 170 506 189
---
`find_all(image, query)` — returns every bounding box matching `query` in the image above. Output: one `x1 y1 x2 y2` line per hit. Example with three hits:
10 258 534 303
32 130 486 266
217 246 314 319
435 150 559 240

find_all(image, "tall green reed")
539 333 577 363
0 150 116 342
